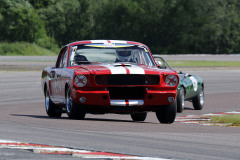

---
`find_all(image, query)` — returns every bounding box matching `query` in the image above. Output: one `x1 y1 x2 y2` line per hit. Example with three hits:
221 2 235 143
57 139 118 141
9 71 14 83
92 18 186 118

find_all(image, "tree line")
0 0 240 54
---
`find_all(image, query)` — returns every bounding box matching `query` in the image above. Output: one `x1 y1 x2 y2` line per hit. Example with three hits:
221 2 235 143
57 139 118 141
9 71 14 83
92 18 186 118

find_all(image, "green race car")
153 55 204 113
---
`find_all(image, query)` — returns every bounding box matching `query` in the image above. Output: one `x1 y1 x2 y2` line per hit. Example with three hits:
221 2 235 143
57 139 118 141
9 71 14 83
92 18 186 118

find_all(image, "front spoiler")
71 89 177 107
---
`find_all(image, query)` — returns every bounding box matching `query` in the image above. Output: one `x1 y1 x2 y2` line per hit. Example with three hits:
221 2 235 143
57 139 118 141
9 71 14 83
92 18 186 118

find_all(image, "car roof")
66 40 146 47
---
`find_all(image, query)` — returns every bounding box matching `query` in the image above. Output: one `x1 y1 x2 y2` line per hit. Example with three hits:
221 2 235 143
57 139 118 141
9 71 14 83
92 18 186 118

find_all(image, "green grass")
0 42 58 56
211 115 240 126
168 60 240 67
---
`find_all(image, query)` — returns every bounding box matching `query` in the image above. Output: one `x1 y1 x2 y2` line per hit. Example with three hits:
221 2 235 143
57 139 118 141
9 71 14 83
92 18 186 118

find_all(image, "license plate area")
108 87 145 99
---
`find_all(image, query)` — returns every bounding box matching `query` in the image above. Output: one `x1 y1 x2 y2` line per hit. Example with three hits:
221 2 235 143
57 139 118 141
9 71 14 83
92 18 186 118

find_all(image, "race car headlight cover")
165 75 178 86
74 75 87 87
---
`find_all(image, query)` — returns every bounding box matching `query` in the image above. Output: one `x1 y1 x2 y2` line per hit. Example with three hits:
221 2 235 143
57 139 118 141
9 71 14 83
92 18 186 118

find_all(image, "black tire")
130 112 147 122
192 87 204 110
156 100 177 124
177 87 185 113
45 88 62 117
66 87 86 119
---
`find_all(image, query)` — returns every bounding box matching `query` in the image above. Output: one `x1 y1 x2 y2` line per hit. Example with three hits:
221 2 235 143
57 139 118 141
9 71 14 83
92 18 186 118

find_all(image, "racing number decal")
189 76 198 91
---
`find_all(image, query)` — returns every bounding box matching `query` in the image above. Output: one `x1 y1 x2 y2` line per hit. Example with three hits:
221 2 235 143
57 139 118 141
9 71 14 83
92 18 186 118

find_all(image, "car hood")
72 63 175 75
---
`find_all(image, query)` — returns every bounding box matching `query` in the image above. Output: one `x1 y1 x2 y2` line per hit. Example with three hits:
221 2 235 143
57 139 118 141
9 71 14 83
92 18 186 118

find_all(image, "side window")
62 50 68 68
56 46 68 68
59 49 68 68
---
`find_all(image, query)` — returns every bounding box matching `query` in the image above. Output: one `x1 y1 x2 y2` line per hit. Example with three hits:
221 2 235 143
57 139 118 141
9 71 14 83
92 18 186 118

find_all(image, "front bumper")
72 89 177 107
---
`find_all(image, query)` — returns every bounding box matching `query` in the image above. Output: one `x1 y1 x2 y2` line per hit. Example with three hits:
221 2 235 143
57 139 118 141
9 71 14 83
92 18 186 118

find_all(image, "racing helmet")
116 49 132 62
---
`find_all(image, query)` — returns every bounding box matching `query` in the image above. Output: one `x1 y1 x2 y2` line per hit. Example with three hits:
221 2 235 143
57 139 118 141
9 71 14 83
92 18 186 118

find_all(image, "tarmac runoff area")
0 110 240 159
0 55 240 160
1 107 240 160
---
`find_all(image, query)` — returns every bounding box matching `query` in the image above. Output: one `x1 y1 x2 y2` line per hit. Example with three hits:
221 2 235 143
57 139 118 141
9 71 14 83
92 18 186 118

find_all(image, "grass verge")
0 42 58 56
210 115 240 126
169 60 240 67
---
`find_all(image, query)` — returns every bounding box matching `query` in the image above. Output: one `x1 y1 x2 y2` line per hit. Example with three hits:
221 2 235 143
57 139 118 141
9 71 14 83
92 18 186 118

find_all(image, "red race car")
41 40 179 123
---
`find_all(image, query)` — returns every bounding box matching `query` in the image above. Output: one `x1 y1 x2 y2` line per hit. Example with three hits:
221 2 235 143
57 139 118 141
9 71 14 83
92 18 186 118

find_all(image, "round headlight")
165 75 178 86
74 75 87 87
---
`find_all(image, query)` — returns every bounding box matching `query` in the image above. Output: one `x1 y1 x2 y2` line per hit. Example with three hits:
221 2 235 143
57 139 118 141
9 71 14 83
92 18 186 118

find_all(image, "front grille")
109 87 144 99
95 74 159 85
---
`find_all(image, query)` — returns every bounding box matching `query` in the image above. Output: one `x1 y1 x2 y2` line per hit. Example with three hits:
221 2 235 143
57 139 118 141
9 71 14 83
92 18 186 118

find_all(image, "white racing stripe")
110 40 127 44
101 64 145 75
90 40 128 44
127 65 145 74
101 64 127 74
91 40 108 43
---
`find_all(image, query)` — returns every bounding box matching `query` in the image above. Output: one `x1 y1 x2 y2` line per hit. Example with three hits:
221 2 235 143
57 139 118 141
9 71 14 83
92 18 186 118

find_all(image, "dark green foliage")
38 0 89 46
1 0 240 54
159 0 240 54
27 0 55 9
0 0 45 42
88 0 165 46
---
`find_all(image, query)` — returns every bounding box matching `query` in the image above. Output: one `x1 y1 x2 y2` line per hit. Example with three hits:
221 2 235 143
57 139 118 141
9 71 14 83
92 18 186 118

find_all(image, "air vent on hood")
113 63 132 67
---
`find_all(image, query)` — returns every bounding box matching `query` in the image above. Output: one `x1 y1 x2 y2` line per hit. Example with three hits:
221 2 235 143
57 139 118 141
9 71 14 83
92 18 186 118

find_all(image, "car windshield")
69 44 155 66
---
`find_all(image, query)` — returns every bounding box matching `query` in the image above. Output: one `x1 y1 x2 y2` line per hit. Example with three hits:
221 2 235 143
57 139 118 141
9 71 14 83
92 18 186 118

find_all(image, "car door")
50 47 68 104
48 67 57 101
56 48 69 104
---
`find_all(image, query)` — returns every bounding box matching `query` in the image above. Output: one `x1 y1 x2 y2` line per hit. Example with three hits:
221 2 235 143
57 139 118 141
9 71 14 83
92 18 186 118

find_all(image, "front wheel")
192 87 204 110
130 112 147 122
156 101 177 124
45 89 62 117
66 87 86 119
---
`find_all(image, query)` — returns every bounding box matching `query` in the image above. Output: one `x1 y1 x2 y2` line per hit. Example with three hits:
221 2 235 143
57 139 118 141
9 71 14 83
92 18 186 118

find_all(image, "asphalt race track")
0 55 240 160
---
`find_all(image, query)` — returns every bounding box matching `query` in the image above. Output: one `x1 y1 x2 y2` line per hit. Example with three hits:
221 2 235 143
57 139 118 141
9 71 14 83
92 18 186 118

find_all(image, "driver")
115 50 132 62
